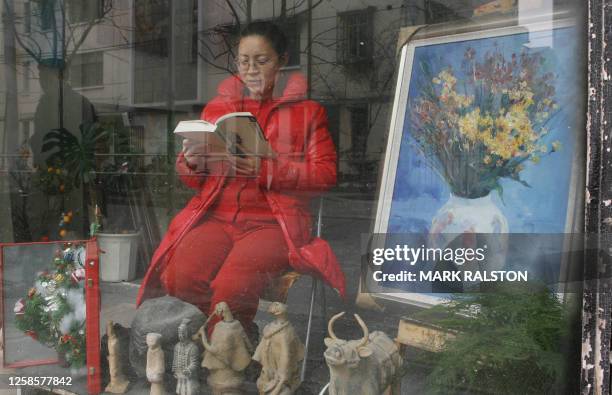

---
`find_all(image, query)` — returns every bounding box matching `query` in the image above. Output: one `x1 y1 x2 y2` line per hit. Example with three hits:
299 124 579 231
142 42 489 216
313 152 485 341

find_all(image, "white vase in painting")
429 193 508 272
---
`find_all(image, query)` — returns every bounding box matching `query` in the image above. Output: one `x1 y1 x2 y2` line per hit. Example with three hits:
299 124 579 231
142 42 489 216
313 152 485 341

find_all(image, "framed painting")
365 15 585 307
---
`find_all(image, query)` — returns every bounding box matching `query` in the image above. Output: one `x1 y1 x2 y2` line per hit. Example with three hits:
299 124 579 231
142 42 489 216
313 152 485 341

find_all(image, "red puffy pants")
160 218 289 334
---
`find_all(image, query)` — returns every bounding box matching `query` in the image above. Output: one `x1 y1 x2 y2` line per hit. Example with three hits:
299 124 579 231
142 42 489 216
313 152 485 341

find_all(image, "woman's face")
237 35 285 100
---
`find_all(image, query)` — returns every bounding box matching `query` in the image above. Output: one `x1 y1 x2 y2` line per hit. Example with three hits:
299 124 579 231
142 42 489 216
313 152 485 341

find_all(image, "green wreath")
14 244 87 368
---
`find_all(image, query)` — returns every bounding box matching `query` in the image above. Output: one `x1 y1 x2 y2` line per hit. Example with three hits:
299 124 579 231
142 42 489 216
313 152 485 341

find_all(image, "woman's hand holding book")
227 155 260 176
182 138 216 171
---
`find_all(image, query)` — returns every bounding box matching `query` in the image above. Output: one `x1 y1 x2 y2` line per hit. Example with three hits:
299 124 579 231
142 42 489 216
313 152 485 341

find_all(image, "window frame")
336 6 375 66
66 0 105 24
580 0 612 392
69 51 104 89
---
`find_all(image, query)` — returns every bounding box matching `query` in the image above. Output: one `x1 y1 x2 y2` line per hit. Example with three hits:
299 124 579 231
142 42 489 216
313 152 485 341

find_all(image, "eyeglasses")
234 56 277 71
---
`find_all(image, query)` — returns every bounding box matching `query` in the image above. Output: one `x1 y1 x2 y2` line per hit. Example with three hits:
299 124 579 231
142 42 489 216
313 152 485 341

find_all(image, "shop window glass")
0 0 593 393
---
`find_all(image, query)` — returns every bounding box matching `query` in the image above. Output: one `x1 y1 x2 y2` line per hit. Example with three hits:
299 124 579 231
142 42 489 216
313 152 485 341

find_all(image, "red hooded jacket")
136 73 346 306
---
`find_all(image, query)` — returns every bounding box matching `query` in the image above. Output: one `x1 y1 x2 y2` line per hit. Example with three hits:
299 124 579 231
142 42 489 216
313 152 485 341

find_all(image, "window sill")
68 18 104 28
73 85 104 91
281 65 302 71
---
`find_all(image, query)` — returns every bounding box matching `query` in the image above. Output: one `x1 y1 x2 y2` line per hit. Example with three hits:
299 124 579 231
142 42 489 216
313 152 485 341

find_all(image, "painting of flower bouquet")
410 46 561 199
379 22 581 237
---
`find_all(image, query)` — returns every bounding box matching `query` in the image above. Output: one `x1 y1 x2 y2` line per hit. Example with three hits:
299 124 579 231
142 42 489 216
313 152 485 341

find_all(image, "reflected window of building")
19 119 33 145
70 52 103 88
24 1 31 33
279 18 301 67
22 61 31 93
134 0 198 104
67 0 104 23
337 7 374 66
37 0 56 31
174 0 198 102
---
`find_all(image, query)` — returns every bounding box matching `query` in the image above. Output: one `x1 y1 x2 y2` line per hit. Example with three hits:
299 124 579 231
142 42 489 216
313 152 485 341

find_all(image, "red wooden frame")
85 239 101 394
0 239 101 394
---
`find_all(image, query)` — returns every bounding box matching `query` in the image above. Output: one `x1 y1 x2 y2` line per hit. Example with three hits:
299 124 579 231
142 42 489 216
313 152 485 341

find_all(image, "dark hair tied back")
240 21 287 57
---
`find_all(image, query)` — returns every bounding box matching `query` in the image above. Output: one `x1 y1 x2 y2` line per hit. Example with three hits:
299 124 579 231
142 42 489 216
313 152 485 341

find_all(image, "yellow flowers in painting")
410 47 561 199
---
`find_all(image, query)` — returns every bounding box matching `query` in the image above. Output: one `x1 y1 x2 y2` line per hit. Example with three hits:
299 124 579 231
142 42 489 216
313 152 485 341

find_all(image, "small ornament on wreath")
14 244 87 368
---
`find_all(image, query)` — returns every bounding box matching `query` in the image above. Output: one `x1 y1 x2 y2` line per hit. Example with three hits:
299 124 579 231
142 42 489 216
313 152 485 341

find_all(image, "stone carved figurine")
253 302 304 395
105 320 130 393
172 319 200 395
146 333 165 395
201 302 253 394
324 313 403 395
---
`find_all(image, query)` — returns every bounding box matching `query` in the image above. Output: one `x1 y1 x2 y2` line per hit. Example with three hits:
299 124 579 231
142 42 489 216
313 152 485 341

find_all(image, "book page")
216 115 274 157
201 133 230 163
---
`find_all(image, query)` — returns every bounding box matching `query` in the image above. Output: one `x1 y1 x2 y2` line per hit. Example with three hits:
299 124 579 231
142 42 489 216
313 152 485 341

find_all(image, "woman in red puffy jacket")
137 22 345 334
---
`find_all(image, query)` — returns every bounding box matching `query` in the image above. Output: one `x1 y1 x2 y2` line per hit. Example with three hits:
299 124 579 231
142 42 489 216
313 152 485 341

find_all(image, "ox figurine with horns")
324 312 403 395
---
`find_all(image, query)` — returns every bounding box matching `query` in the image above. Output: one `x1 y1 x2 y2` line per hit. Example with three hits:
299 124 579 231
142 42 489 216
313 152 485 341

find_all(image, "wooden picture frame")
364 14 584 307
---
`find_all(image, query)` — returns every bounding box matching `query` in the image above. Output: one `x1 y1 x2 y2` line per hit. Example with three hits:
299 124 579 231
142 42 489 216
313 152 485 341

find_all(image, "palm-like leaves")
42 123 108 187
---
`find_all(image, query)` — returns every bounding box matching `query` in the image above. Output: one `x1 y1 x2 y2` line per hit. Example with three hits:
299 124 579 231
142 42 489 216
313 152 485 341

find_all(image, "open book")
173 112 275 158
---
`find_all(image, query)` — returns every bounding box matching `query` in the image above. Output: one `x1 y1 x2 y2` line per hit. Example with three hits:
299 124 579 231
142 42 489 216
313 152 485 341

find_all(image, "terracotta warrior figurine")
172 319 200 395
105 321 130 393
201 302 253 395
146 333 165 395
253 302 304 395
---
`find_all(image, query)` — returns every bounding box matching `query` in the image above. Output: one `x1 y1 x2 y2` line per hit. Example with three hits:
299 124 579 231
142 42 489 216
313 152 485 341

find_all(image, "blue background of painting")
386 26 580 235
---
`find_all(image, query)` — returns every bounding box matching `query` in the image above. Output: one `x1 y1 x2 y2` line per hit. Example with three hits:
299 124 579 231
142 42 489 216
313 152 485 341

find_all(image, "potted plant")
43 121 141 281
95 157 141 282
42 122 107 237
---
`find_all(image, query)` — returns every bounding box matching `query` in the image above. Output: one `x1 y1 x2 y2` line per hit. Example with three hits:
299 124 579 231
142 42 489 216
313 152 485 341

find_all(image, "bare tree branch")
292 0 324 18
3 0 44 61
196 22 240 74
5 0 121 72
224 0 241 27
